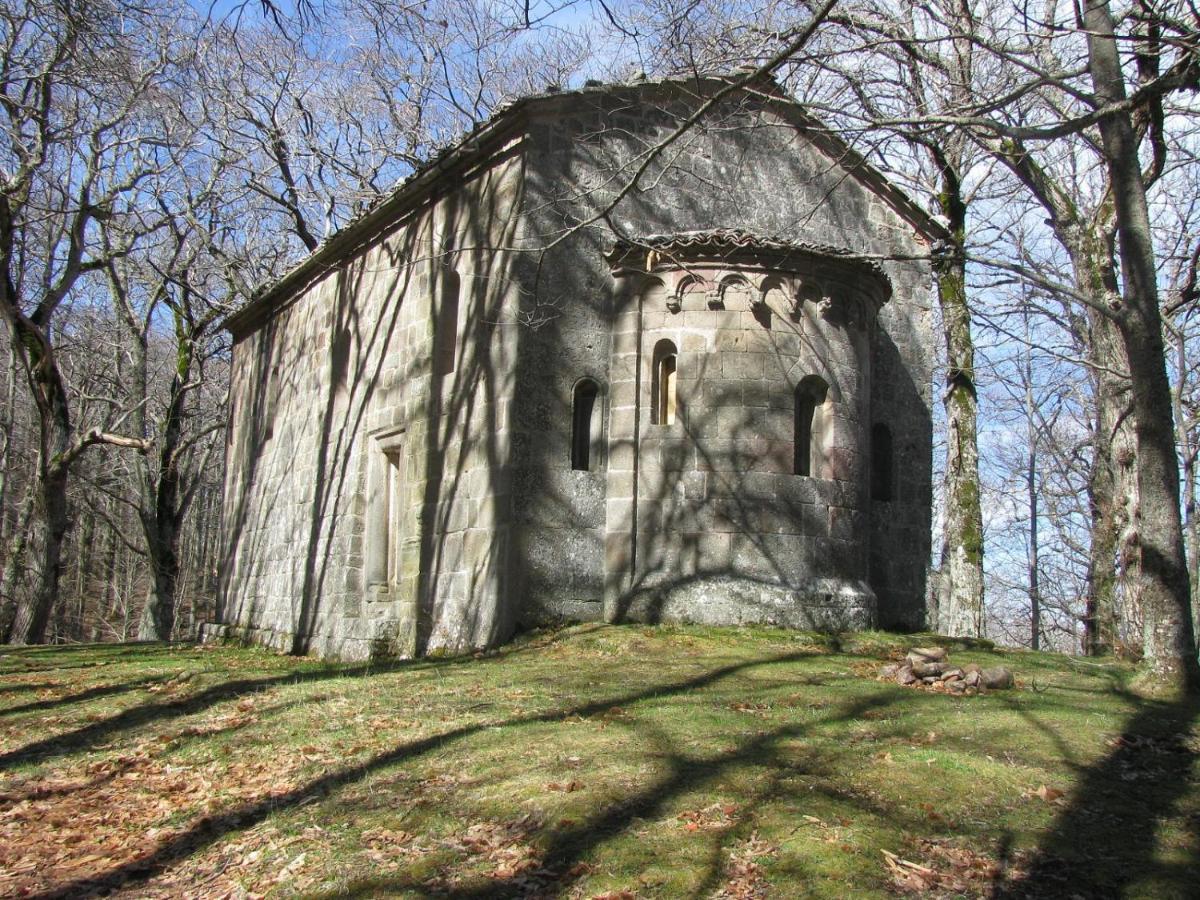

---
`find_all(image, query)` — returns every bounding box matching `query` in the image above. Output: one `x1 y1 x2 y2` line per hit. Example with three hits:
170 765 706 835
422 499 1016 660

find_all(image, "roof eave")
221 103 533 341
223 74 947 341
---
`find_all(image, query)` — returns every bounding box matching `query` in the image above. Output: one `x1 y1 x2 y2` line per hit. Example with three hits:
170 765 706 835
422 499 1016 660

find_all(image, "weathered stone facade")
215 74 940 660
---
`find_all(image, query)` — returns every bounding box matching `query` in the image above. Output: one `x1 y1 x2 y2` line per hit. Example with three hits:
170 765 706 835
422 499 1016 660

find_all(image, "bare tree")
104 215 230 640
615 0 1200 684
0 0 589 645
0 0 184 643
198 2 588 260
993 0 1198 685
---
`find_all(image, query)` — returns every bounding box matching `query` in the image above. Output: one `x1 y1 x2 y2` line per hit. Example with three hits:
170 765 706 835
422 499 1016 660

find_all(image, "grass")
0 624 1196 898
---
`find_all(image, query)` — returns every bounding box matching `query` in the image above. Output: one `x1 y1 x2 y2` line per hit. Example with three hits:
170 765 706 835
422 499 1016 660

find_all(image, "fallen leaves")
716 832 779 899
0 710 310 898
1025 784 1066 804
882 848 939 892
883 840 1008 895
361 826 416 865
677 802 739 831
421 814 593 894
0 631 1168 899
729 701 772 716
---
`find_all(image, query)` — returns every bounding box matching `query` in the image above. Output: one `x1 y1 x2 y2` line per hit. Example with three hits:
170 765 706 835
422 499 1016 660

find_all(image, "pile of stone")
878 646 1014 694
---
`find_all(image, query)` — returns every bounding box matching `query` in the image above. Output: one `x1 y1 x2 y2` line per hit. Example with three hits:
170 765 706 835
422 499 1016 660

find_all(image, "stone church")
214 73 940 660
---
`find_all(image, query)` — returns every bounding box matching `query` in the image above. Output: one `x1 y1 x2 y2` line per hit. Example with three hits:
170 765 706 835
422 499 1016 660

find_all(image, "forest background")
2 0 1199 686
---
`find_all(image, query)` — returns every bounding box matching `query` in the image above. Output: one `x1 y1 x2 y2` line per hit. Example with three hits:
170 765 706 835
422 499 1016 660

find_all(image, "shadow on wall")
221 85 931 657
413 178 522 654
219 141 526 658
870 326 932 631
220 232 420 657
503 86 932 637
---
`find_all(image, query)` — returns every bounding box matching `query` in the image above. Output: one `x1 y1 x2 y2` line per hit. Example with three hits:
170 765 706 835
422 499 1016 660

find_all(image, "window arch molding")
668 275 706 314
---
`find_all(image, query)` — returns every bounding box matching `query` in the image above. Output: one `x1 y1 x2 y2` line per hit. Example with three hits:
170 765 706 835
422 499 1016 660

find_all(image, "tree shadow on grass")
31 651 841 898
0 660 440 771
0 681 63 696
0 675 163 718
316 690 899 900
0 627 601 772
1 641 187 663
1 694 313 810
996 693 1200 898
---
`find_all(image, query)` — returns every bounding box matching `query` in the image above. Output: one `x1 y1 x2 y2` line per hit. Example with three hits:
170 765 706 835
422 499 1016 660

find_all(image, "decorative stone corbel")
788 283 804 321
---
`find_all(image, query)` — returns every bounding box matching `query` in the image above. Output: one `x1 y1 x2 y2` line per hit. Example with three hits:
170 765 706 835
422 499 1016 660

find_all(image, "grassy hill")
0 625 1196 898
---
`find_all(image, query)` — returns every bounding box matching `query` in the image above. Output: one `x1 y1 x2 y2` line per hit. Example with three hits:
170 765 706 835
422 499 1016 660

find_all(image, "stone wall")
218 77 935 659
514 81 933 630
508 227 614 625
219 145 525 660
606 252 880 629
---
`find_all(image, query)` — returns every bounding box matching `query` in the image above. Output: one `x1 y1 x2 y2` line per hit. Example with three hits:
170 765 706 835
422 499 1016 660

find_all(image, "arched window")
571 378 601 471
433 269 460 376
871 423 893 501
652 339 678 425
794 375 829 476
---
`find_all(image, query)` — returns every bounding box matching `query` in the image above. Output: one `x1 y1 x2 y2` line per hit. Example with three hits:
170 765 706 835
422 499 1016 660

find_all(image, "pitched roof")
610 228 891 273
225 73 946 338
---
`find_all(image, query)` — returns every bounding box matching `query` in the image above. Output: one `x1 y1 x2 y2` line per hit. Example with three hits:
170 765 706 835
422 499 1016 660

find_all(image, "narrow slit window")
794 375 829 476
384 449 404 583
652 339 678 425
571 379 600 471
871 423 893 502
433 269 461 376
366 437 406 589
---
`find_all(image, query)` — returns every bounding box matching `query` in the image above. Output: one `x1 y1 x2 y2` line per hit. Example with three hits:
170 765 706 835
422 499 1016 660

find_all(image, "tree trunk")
0 335 14 548
139 546 179 641
933 163 985 637
7 461 69 644
0 189 85 644
1120 317 1198 684
72 499 95 641
0 486 34 639
4 315 74 645
1026 346 1040 651
1084 310 1140 654
137 316 192 641
1085 403 1119 655
1170 325 1199 637
1083 0 1200 689
96 513 117 641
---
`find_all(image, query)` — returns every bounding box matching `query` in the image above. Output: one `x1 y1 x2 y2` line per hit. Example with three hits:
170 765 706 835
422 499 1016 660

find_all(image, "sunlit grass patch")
0 625 1196 898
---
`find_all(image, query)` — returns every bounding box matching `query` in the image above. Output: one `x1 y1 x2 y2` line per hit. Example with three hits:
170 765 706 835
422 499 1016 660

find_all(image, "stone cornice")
608 229 892 323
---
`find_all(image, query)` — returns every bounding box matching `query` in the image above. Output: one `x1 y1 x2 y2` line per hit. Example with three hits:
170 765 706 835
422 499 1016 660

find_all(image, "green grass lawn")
0 625 1196 898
